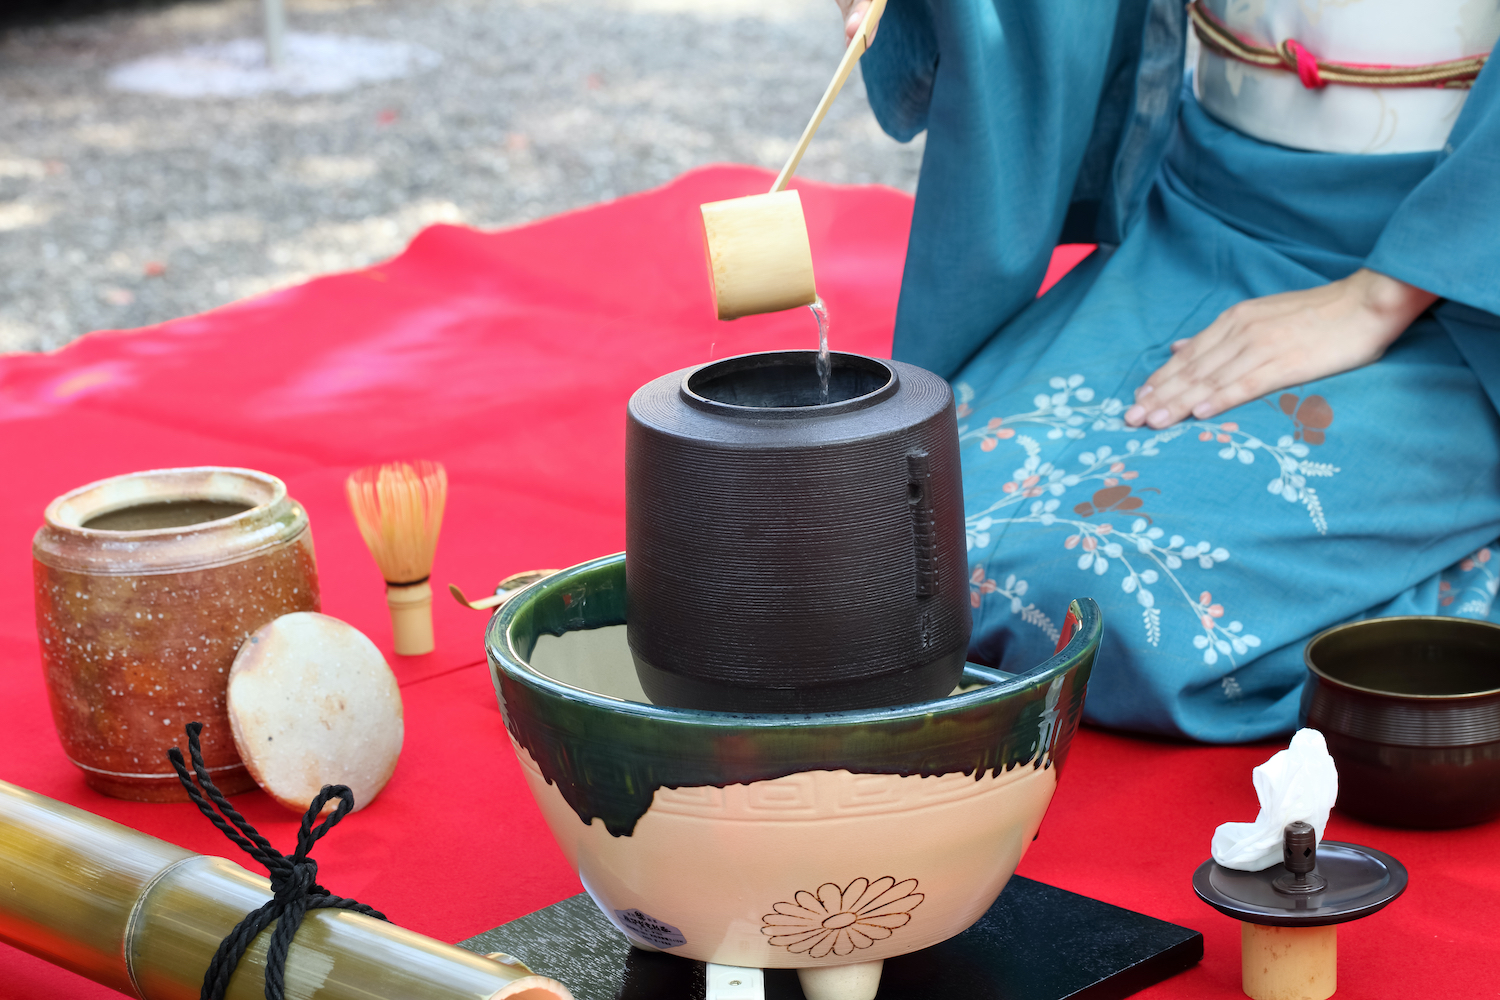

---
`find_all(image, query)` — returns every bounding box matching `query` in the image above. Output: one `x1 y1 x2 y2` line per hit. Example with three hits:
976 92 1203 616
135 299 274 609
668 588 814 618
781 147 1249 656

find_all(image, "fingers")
1141 311 1236 396
1187 361 1283 421
844 0 876 44
1125 310 1239 426
1128 339 1254 427
1121 274 1415 431
1147 340 1270 426
834 0 858 42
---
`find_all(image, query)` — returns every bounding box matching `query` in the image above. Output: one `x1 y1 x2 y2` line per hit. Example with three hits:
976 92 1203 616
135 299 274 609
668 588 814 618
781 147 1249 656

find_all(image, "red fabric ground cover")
0 166 1493 998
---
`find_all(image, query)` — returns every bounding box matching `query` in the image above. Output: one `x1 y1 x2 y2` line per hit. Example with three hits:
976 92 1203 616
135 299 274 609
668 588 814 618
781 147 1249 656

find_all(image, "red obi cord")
1281 38 1324 89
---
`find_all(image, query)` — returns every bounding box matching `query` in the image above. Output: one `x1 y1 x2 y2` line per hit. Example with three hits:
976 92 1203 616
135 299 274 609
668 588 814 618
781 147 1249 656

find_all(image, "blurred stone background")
0 0 923 353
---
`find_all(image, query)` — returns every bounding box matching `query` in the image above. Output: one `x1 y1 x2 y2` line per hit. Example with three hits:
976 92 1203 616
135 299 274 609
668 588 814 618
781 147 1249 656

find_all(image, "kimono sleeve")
860 0 940 143
1366 62 1500 410
1366 62 1500 318
855 0 1183 378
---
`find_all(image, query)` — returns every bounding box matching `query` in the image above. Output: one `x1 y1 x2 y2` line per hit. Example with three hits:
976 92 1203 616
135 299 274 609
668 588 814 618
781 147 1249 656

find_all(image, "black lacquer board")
460 876 1203 1000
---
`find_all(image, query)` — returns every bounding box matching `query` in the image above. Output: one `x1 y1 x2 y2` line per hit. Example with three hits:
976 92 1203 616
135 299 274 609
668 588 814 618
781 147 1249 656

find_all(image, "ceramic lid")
1193 823 1407 927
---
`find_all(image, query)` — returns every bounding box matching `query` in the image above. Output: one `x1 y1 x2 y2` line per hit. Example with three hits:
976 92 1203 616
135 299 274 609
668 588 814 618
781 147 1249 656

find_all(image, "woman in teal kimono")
834 0 1500 741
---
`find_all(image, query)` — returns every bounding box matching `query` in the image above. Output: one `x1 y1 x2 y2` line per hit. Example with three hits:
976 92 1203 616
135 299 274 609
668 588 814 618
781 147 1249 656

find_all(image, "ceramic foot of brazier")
797 960 883 1000
486 554 1103 976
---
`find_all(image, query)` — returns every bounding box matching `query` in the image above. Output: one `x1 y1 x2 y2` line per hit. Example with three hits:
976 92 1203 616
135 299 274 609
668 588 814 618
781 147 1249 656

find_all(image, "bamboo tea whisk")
346 461 448 656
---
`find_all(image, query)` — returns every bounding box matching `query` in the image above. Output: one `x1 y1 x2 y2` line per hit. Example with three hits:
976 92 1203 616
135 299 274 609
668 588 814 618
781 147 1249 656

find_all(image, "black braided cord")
168 722 389 1000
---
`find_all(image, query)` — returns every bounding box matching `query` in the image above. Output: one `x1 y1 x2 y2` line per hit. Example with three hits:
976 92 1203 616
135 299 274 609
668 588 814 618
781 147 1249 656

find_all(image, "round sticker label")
614 908 687 949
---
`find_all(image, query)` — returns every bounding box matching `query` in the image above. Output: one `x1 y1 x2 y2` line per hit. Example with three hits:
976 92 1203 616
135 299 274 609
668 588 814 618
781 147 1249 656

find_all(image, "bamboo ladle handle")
699 0 887 320
769 0 888 193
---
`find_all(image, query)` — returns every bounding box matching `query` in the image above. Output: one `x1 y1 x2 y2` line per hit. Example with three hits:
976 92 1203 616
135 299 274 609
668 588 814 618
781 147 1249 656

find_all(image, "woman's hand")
835 0 879 45
1124 268 1438 429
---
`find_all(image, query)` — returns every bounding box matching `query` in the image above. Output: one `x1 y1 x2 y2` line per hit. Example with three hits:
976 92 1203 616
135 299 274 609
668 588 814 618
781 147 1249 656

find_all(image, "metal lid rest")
1193 822 1407 927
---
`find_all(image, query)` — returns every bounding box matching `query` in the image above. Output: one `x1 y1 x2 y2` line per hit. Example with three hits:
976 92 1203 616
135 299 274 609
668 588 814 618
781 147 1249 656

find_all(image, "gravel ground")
0 0 923 354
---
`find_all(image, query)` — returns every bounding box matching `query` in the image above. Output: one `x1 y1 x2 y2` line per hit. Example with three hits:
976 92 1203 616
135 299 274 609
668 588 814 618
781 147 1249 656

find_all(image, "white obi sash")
1195 0 1500 154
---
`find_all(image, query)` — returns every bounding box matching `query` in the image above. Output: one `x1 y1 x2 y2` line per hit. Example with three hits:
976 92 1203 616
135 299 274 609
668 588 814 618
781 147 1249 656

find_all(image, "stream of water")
810 296 830 404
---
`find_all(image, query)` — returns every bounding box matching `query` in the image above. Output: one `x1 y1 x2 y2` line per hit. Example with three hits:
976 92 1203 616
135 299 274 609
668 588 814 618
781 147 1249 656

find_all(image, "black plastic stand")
460 876 1203 1000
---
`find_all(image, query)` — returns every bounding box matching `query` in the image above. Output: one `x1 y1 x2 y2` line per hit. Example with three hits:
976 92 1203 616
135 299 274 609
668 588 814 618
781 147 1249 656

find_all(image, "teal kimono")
862 0 1500 741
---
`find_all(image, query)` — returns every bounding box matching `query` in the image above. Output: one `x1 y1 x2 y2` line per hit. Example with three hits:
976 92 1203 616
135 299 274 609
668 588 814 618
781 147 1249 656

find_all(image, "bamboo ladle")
700 0 887 320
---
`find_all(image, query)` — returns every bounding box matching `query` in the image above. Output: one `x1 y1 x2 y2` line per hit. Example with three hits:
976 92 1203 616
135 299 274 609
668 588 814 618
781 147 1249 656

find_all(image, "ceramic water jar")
33 467 319 801
488 554 1101 994
626 350 969 713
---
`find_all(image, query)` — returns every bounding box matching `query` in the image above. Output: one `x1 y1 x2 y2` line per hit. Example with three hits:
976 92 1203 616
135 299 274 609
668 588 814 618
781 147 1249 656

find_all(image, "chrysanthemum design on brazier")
761 877 924 958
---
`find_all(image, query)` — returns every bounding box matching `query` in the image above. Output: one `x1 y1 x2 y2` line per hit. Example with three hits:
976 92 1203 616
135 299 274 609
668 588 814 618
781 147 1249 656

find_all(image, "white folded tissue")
1211 728 1339 872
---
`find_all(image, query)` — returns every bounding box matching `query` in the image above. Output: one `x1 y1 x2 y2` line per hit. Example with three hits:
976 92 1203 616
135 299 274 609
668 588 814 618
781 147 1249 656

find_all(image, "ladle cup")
700 0 886 320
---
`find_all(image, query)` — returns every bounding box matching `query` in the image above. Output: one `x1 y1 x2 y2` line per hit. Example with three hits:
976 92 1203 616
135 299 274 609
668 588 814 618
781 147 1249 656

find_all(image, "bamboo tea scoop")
449 569 561 611
700 0 886 320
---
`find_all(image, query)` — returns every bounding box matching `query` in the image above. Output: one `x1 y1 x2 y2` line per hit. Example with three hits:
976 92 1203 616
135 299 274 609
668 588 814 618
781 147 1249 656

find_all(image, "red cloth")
0 166 1494 999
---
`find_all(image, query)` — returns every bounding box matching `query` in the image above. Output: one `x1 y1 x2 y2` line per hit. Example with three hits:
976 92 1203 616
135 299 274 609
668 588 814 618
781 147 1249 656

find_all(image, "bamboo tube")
0 780 570 1000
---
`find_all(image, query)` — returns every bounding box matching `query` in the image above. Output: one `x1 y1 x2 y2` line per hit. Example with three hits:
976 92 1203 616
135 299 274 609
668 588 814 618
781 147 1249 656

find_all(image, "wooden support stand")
1195 827 1406 1000
1241 922 1336 1000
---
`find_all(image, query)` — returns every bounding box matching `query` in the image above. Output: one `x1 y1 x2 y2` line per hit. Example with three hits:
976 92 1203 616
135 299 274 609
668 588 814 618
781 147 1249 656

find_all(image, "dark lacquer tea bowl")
1303 616 1500 828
